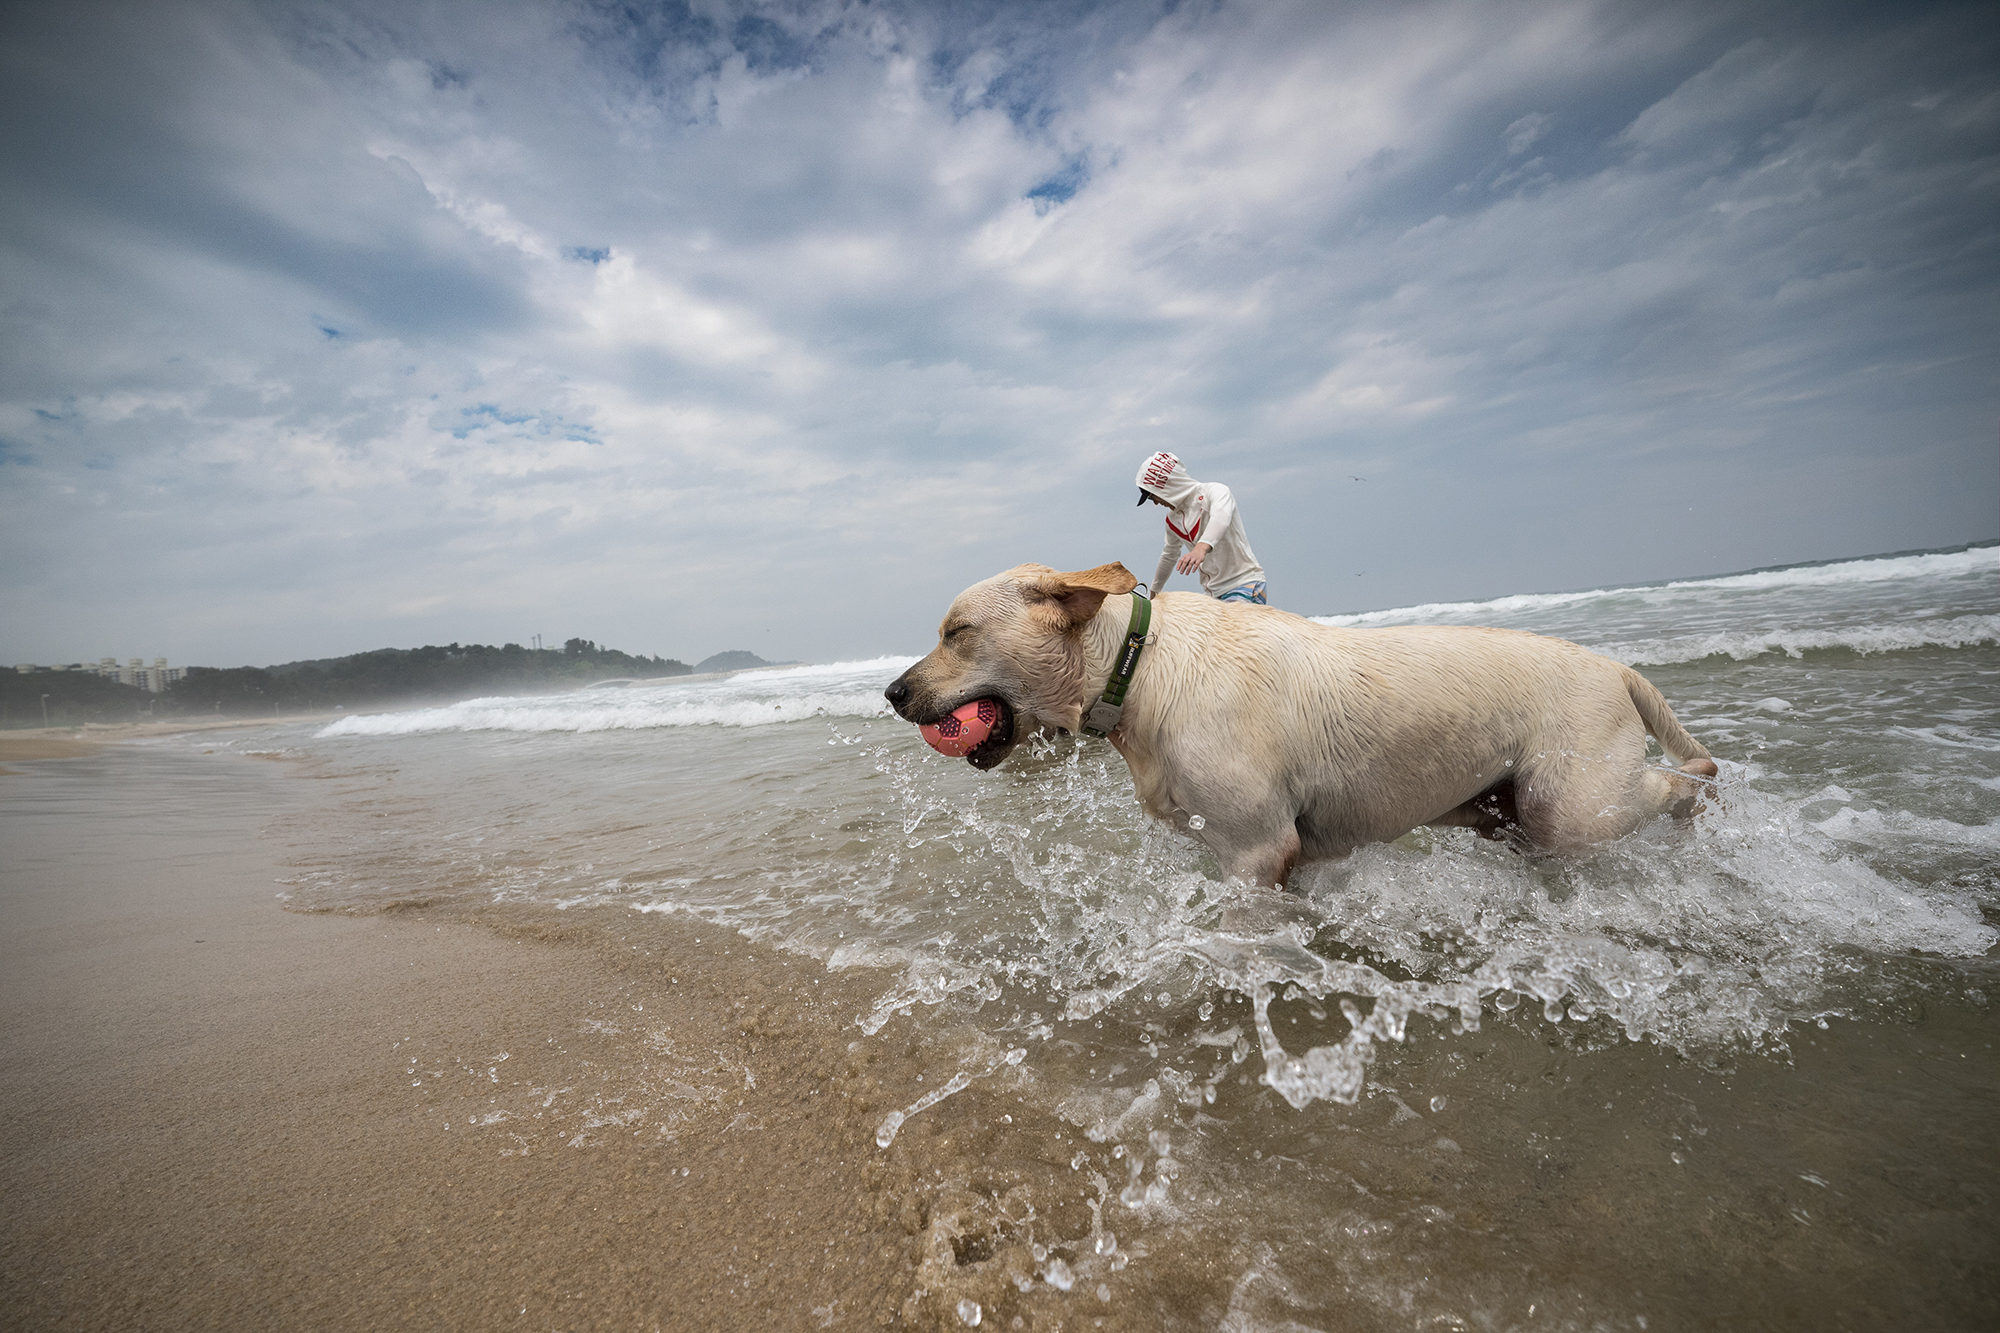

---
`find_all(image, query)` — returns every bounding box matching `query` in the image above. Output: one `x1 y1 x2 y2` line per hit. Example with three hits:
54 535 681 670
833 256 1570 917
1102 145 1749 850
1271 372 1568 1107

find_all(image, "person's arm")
1175 484 1228 577
1204 484 1240 546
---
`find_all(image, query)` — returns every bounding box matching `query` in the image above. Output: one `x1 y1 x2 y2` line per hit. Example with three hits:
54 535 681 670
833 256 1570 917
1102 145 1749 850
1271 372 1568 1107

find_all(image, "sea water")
217 544 1999 1328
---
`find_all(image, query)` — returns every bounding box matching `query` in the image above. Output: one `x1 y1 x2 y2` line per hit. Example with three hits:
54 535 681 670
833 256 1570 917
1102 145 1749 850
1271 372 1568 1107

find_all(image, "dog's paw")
1219 888 1319 940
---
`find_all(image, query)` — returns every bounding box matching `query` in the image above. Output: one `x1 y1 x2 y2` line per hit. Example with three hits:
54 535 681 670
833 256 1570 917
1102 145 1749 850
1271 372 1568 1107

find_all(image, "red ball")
920 698 1001 757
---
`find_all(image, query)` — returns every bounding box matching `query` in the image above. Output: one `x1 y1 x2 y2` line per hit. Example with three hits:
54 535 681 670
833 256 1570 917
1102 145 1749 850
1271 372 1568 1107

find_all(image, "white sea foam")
316 656 919 737
1661 544 1999 592
1811 805 2000 850
1310 544 2000 628
1596 614 2000 665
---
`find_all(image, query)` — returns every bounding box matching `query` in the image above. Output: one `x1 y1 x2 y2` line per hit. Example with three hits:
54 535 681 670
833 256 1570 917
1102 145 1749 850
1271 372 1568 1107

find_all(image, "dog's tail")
1623 667 1719 778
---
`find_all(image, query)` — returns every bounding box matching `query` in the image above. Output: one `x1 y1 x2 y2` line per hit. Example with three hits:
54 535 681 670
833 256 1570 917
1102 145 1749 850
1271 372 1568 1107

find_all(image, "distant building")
11 657 185 692
128 658 184 692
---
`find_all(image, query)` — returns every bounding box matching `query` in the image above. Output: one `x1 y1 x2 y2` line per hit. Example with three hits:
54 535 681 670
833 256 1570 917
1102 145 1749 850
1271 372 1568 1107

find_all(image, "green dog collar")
1081 593 1152 737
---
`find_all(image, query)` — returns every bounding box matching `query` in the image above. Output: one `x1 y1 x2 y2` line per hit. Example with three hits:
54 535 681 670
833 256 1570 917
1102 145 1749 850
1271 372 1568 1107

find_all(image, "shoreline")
0 743 979 1329
0 666 820 747
0 714 330 742
0 718 328 773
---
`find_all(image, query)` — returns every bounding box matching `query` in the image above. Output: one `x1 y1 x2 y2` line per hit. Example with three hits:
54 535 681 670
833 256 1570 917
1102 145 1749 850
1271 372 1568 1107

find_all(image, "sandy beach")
7 657 1996 1332
0 718 332 771
0 740 1000 1331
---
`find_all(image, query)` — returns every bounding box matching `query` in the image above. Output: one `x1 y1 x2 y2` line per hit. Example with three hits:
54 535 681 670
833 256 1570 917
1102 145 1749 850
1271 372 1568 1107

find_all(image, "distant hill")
162 640 691 717
695 650 776 673
5 640 810 726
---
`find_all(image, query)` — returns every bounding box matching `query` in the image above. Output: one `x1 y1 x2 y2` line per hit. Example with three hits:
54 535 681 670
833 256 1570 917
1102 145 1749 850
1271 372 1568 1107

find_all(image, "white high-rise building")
11 657 184 691
129 658 183 692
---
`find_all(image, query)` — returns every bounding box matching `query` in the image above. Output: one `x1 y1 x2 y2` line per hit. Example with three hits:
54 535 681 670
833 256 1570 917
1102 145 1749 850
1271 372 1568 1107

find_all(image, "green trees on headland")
2 641 697 725
170 642 694 715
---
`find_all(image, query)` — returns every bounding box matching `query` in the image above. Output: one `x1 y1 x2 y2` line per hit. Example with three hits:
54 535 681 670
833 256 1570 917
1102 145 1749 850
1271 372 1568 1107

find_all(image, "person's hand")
1177 542 1211 576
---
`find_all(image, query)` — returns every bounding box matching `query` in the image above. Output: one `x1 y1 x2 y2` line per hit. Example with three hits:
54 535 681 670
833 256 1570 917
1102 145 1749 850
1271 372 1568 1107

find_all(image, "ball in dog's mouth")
918 697 1014 765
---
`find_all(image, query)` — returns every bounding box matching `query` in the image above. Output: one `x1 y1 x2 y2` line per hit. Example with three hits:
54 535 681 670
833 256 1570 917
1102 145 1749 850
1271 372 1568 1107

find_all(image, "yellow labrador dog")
884 562 1718 888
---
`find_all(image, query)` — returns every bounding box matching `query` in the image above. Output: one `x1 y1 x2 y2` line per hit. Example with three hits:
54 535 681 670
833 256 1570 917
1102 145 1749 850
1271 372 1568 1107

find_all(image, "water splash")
856 743 1994 1110
875 1048 1027 1148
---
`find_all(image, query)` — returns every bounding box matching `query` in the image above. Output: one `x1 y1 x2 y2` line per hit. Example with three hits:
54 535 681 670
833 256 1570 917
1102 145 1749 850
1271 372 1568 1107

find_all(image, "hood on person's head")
1135 451 1201 509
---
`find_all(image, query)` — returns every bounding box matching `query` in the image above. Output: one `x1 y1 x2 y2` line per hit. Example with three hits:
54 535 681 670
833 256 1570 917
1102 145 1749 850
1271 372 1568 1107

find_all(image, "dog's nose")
884 678 911 708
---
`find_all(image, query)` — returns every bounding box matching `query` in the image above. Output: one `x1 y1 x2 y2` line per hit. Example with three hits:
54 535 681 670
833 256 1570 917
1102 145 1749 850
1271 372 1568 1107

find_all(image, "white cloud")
1503 112 1552 155
2 0 1995 666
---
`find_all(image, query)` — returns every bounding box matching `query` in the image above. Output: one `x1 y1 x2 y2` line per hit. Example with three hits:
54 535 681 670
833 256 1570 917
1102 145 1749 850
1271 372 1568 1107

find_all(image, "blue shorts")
1217 581 1268 605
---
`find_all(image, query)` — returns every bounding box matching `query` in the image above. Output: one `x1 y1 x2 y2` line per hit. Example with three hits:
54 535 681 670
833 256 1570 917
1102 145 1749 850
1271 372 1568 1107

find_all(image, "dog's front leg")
1133 750 1306 890
1217 824 1302 891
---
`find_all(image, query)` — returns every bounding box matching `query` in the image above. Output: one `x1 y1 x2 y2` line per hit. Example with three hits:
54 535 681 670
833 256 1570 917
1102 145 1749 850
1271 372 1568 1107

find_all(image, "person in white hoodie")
1134 451 1268 604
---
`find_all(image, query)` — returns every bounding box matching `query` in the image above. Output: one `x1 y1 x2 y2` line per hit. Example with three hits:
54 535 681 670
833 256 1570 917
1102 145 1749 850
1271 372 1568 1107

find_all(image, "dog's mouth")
962 697 1016 770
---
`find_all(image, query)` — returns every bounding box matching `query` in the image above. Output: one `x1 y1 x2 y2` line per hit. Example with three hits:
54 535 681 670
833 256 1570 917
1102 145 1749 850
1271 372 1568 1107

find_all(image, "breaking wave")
1599 613 2000 665
315 656 917 737
1311 543 1999 629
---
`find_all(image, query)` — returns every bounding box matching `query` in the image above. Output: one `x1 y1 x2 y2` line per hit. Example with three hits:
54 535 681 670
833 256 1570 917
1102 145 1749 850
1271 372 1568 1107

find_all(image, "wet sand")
0 745 959 1330
15 736 1989 1331
0 720 329 772
0 737 104 774
0 735 1251 1333
2 716 331 744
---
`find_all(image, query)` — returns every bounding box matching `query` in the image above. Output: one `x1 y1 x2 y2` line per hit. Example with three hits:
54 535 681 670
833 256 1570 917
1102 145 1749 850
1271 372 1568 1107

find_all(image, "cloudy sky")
3 0 1995 668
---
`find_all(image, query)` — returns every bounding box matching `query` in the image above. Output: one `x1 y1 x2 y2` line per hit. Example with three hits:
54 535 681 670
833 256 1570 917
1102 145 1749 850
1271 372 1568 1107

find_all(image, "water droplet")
1493 989 1520 1012
1095 1231 1117 1255
1671 1151 1685 1164
1198 1001 1214 1021
957 1298 983 1326
875 1111 905 1148
1044 1258 1075 1291
1430 1095 1448 1113
1031 1242 1047 1261
1543 999 1565 1022
1187 815 1205 830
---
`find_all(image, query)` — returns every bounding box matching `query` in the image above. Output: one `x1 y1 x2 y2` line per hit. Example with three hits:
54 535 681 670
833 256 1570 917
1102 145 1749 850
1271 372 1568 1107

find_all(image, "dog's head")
884 562 1138 769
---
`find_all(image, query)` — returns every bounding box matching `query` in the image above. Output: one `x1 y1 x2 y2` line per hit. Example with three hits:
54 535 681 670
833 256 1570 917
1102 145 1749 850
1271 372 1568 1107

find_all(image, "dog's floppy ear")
1022 562 1138 630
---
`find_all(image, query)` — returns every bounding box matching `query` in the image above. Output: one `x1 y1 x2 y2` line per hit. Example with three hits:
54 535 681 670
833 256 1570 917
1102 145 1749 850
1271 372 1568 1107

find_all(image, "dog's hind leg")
1510 738 1660 853
1643 763 1715 822
1513 729 1714 852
